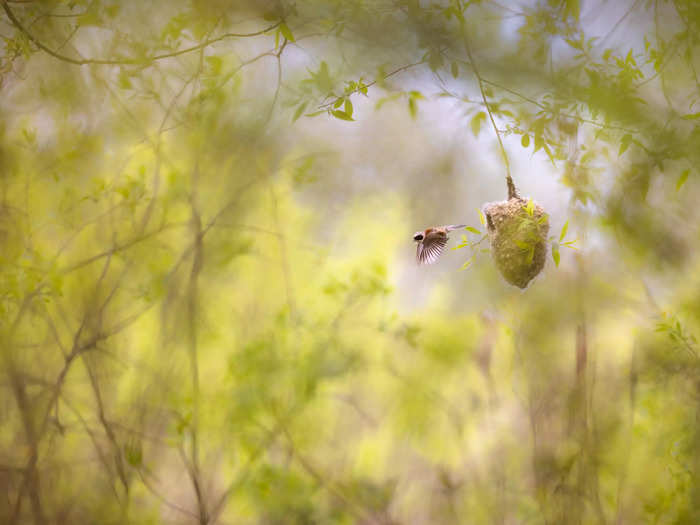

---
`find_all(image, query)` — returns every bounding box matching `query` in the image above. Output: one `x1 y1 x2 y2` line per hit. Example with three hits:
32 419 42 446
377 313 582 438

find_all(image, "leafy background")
1 0 699 523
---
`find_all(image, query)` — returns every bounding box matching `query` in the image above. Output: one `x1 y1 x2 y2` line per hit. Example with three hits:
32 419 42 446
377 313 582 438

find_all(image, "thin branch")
138 471 199 520
461 23 518 199
183 44 208 525
1 2 280 66
276 420 376 524
317 60 425 110
598 0 643 49
479 77 637 133
58 222 184 275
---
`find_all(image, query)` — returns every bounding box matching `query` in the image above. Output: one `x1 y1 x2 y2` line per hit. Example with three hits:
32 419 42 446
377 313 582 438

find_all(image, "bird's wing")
416 233 448 264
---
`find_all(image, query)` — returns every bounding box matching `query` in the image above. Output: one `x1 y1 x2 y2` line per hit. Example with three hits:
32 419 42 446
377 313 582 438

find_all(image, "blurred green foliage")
1 0 700 524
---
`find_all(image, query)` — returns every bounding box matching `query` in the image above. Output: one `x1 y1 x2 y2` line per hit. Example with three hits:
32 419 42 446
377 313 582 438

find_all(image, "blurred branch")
598 0 643 48
138 62 203 233
138 471 199 520
209 407 296 521
84 356 130 499
183 46 208 525
0 1 281 66
263 39 288 125
479 78 637 134
59 221 184 275
59 393 122 500
268 182 296 318
671 0 700 94
277 419 376 524
7 365 46 525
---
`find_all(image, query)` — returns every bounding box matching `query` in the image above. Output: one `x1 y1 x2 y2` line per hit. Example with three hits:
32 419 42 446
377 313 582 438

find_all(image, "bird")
413 225 466 265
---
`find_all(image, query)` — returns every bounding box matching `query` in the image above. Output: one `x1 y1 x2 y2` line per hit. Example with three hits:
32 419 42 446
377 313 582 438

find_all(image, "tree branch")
317 60 425 110
1 1 280 66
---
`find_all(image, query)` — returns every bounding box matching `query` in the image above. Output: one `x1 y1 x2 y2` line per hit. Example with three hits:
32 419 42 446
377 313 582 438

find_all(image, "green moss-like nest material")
483 198 549 289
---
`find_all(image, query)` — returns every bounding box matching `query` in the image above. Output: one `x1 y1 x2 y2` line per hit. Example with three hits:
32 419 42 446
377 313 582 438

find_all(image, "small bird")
413 224 466 264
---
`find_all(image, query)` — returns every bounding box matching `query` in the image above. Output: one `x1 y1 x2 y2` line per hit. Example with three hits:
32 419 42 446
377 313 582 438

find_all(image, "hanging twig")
460 22 519 200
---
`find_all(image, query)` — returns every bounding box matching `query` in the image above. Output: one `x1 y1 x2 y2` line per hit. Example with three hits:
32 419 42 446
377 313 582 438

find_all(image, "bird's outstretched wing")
416 233 448 264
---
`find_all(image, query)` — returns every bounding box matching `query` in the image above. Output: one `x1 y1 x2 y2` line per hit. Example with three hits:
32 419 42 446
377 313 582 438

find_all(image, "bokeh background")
1 1 699 523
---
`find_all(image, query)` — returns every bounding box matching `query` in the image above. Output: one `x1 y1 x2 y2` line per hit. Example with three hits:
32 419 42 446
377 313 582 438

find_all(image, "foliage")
1 1 700 524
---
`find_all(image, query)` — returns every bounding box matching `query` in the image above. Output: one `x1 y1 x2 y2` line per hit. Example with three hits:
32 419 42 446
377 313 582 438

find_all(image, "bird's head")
413 231 424 242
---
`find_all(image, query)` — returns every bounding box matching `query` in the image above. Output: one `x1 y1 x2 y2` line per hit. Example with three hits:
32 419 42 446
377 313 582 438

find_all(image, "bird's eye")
413 233 424 241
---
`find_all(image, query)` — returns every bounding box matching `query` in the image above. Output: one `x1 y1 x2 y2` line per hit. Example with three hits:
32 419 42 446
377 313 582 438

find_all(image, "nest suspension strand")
464 31 549 288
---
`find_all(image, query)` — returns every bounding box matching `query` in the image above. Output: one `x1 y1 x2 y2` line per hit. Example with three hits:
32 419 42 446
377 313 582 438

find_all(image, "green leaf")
465 226 481 234
408 97 417 119
205 55 223 75
559 220 569 242
333 98 344 109
471 111 486 137
124 441 143 467
534 134 544 152
681 112 700 120
676 169 690 191
552 244 560 267
309 61 333 93
331 110 354 121
526 246 535 264
565 38 582 50
451 61 459 78
304 110 326 117
358 79 368 96
459 257 474 271
619 134 632 156
521 134 530 148
525 198 534 216
344 98 354 118
279 22 295 42
292 102 308 122
477 208 486 226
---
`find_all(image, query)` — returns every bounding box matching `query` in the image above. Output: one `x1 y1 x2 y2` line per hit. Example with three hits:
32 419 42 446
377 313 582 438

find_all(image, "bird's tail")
446 224 467 231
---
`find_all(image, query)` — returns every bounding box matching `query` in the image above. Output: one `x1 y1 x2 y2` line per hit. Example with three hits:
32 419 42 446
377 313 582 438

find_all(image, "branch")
480 78 637 134
58 222 184 275
1 1 280 66
317 60 425 110
441 50 640 135
460 23 518 200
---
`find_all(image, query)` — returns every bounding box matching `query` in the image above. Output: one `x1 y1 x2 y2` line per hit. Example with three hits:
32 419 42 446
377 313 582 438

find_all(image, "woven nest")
483 198 549 289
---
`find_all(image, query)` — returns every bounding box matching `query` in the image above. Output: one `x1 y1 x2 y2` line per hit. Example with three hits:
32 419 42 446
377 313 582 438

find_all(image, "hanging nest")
483 198 549 289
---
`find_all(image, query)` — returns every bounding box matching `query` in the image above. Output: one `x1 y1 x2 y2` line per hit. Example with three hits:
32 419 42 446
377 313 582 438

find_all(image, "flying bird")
413 224 466 265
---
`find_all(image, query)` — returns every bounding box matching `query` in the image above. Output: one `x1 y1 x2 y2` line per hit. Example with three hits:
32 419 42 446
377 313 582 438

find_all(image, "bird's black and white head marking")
413 232 424 242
